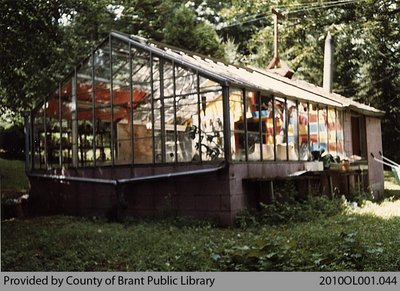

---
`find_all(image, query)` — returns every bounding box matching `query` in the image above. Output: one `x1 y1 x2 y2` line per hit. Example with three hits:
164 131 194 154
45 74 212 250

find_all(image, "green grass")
1 166 400 271
384 170 400 200
0 157 29 195
2 205 400 271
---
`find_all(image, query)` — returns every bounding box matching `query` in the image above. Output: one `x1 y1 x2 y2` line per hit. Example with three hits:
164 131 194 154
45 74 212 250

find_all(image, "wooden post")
267 9 285 69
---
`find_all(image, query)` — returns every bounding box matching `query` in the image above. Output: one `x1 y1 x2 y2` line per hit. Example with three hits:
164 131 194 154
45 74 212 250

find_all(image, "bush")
235 195 345 228
0 124 24 159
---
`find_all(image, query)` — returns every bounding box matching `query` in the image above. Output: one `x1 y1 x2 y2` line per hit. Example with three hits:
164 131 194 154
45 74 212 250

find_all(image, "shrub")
235 195 345 228
0 124 24 159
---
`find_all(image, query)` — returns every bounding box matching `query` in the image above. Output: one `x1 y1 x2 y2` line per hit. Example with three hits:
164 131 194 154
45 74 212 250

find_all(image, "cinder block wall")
28 164 235 225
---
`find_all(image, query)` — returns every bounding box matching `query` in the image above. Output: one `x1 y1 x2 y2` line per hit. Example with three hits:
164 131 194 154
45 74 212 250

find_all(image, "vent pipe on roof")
323 31 334 93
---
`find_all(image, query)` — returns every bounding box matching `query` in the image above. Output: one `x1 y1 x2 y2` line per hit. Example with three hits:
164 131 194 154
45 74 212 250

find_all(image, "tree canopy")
1 0 399 159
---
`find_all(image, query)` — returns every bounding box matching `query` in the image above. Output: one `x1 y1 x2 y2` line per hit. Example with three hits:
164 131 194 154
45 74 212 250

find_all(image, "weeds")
1 169 400 271
236 193 344 229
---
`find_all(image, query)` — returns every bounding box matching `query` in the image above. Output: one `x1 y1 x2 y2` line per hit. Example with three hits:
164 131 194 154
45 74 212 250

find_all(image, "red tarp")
45 85 147 122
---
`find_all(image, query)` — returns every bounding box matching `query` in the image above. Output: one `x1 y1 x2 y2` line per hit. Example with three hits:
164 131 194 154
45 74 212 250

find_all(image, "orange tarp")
45 86 147 122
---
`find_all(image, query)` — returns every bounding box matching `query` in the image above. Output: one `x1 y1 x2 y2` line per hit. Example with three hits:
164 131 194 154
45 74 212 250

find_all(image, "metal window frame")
242 88 248 162
91 50 97 167
59 83 63 167
284 97 289 161
129 43 134 165
159 59 166 163
222 85 231 162
150 52 156 164
257 91 263 161
272 95 277 161
173 61 178 163
296 100 300 161
196 71 202 162
109 35 115 166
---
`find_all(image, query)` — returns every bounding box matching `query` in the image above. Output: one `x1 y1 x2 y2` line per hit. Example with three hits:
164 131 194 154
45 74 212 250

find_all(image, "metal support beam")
222 85 231 162
109 35 115 166
296 100 300 161
196 71 202 162
72 71 78 167
150 53 156 164
285 98 289 161
58 83 63 167
43 96 48 169
242 88 248 162
129 43 134 165
91 50 97 167
159 59 166 163
23 111 31 171
257 92 263 161
173 61 178 163
272 95 277 161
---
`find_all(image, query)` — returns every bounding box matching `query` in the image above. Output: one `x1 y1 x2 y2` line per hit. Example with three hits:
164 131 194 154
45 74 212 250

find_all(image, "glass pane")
156 60 175 163
45 91 61 168
94 41 112 165
309 104 318 152
94 118 111 163
33 102 45 169
298 102 310 160
246 92 275 161
328 108 337 156
60 79 74 167
319 107 328 152
112 39 132 165
77 57 94 167
175 65 201 162
337 110 344 157
230 88 245 161
275 98 287 161
287 100 299 160
131 48 152 164
196 75 224 161
246 91 260 161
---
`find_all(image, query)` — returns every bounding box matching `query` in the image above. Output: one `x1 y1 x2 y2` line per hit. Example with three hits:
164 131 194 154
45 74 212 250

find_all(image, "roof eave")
347 105 385 118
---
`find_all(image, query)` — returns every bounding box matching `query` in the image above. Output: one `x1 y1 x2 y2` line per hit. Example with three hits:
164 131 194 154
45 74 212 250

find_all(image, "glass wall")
30 34 348 169
228 92 346 162
31 34 226 169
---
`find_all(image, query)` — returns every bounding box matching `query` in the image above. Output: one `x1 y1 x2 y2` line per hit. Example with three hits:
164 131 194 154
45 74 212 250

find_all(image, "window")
298 102 309 160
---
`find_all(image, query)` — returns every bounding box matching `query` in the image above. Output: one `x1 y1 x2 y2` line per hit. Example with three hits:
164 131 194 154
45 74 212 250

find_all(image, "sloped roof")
111 32 385 117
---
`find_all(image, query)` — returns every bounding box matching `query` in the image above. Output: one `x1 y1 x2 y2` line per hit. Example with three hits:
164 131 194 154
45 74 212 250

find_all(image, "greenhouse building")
25 31 384 225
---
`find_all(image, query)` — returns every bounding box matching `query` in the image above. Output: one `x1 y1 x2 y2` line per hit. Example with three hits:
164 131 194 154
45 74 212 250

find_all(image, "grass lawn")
0 157 29 195
1 167 400 271
2 201 400 271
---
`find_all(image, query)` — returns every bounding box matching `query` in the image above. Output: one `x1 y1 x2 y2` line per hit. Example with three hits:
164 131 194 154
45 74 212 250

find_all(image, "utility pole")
267 8 285 69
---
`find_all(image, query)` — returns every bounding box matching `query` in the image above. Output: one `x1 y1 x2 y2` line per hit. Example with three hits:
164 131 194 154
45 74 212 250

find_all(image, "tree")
219 0 400 160
163 3 224 58
0 0 67 113
0 0 227 117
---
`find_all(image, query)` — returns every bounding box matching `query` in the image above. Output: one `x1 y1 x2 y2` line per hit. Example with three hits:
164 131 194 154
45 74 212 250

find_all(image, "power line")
217 0 366 30
217 14 269 30
287 0 364 14
274 0 362 10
